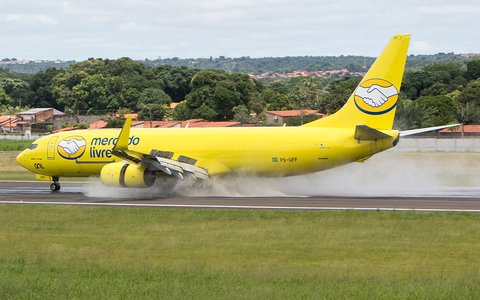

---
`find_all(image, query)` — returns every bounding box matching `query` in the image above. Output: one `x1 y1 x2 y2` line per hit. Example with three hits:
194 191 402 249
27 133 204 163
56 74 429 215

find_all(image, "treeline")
394 61 480 130
1 57 480 129
2 52 477 75
0 58 200 121
0 57 358 124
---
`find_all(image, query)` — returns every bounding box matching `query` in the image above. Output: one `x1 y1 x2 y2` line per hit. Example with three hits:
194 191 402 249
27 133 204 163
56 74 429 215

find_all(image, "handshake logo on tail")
353 79 399 115
355 84 398 108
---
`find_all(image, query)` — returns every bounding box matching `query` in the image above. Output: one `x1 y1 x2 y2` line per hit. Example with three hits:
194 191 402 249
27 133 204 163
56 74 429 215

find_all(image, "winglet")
113 116 132 151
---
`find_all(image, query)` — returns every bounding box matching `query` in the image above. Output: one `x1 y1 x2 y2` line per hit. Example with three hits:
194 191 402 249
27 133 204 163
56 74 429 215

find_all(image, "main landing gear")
50 177 61 192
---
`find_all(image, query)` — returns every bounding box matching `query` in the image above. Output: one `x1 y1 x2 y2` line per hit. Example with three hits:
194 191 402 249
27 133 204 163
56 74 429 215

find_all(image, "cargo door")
47 136 58 160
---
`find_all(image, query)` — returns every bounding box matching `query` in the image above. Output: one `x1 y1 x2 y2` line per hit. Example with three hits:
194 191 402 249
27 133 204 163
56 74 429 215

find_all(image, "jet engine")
100 162 155 188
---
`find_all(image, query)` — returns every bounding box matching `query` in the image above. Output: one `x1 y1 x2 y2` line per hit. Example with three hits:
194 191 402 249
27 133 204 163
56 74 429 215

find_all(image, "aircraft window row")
29 144 38 150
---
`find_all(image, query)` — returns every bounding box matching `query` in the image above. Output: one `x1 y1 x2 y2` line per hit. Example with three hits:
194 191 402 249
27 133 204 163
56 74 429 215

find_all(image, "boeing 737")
16 35 458 191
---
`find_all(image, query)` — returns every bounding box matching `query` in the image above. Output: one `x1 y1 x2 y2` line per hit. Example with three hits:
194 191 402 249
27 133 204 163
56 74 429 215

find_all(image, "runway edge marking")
1 201 480 212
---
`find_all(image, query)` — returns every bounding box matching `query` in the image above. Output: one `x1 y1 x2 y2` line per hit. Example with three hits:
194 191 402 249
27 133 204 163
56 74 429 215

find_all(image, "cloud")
417 4 480 14
1 0 480 60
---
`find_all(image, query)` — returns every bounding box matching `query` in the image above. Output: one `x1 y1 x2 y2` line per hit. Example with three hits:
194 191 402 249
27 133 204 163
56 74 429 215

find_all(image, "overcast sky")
2 0 480 61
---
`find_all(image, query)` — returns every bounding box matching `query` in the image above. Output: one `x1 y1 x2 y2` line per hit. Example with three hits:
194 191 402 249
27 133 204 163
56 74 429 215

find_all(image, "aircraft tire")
50 183 61 192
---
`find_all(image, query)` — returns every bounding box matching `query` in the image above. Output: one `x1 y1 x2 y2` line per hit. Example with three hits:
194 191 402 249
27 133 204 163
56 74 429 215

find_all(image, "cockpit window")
28 143 38 150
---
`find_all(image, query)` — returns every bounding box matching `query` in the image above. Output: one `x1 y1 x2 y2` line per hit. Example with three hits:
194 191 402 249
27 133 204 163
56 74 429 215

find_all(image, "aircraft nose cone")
16 151 27 169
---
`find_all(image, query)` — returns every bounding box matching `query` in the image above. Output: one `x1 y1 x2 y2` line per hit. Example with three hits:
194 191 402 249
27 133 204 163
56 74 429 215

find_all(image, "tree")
189 102 217 121
423 62 465 81
183 70 258 121
104 115 126 128
401 70 451 99
61 122 89 129
138 88 171 106
264 90 295 111
72 74 109 112
49 58 162 113
419 83 452 97
317 84 349 114
393 99 437 130
155 65 199 102
456 78 480 106
267 79 286 89
137 103 169 121
456 102 480 125
0 78 28 95
248 93 267 124
466 60 480 81
232 104 252 123
172 100 189 121
0 87 13 106
29 68 65 109
286 76 323 124
415 95 457 126
316 76 360 114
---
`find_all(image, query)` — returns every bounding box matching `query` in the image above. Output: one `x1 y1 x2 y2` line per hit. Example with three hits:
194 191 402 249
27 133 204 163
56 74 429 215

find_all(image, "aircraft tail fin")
302 34 410 130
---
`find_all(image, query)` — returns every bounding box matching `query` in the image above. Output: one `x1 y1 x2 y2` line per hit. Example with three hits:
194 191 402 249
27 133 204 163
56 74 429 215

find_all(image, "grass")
0 139 33 151
1 206 480 298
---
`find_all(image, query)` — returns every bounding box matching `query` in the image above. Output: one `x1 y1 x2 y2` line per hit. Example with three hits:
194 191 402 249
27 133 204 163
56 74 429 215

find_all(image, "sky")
2 0 480 61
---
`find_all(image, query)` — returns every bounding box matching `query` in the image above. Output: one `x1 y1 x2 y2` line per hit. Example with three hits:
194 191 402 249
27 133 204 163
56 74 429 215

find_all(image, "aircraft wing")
111 117 209 180
400 124 460 137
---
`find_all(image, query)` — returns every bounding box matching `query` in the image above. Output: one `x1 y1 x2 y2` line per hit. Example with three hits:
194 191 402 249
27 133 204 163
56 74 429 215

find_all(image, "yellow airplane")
16 34 457 191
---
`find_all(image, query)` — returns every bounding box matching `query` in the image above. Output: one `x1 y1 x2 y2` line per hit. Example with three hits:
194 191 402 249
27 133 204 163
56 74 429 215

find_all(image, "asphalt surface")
2 181 480 211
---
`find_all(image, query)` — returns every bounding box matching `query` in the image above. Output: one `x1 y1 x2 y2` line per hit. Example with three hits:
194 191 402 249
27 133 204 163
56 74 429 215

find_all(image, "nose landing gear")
50 177 61 192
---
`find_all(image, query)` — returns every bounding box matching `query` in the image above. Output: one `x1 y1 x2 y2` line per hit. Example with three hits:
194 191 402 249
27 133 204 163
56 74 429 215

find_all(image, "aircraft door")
47 136 58 160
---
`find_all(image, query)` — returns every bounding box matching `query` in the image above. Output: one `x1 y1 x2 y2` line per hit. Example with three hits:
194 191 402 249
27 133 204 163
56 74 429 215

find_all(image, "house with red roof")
438 125 480 138
51 126 83 133
0 116 23 133
180 119 241 128
133 121 181 128
266 110 326 125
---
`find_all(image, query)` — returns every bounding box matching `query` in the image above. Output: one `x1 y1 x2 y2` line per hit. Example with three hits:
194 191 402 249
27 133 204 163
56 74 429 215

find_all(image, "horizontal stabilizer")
354 125 392 141
400 124 460 137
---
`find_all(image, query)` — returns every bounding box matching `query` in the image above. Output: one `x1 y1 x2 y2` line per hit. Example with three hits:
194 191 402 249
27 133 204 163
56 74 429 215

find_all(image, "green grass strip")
0 140 33 151
1 205 480 298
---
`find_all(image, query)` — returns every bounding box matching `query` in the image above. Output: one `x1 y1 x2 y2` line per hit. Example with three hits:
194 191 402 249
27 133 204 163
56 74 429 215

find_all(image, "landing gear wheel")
50 182 60 192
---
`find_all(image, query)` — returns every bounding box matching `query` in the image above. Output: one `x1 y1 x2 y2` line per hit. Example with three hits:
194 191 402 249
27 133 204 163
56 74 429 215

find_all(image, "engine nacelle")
100 163 155 188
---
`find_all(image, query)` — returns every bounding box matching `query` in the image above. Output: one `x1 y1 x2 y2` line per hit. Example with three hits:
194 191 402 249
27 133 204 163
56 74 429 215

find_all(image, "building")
266 110 326 125
12 108 65 134
180 119 241 128
0 115 22 133
438 125 480 138
16 108 64 122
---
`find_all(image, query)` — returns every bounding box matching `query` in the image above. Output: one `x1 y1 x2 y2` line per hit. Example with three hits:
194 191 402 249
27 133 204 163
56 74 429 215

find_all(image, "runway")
2 181 480 212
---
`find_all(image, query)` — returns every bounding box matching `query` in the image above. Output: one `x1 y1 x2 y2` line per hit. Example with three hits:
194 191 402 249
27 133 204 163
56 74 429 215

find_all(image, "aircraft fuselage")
16 126 399 178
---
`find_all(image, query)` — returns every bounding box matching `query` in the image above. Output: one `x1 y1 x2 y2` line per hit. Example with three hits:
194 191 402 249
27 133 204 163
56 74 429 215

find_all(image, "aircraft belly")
58 160 85 177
